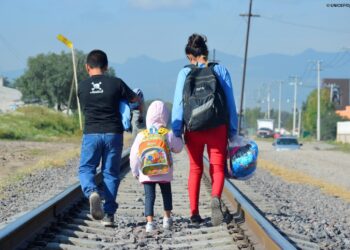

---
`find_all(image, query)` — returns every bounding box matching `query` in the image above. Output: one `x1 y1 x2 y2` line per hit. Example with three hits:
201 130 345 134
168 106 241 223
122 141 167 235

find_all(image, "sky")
1 0 350 73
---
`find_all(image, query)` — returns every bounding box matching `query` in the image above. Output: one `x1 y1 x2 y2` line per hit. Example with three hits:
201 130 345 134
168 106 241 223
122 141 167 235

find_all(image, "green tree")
15 51 87 110
243 107 293 131
2 77 13 88
303 88 342 140
269 109 293 130
15 51 115 111
244 107 264 129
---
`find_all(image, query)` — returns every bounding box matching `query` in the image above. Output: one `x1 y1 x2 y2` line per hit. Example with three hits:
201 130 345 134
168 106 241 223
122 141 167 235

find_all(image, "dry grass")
259 158 350 202
0 133 133 199
0 147 80 195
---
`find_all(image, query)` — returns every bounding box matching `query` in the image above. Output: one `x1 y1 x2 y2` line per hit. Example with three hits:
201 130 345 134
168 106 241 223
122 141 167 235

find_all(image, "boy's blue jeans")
79 133 123 215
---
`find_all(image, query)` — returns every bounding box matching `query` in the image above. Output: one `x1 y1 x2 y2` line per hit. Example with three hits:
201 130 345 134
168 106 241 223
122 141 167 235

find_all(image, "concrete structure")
0 76 23 112
337 121 350 143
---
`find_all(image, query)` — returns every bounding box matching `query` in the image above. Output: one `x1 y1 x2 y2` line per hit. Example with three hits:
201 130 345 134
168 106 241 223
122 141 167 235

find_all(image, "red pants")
184 124 227 216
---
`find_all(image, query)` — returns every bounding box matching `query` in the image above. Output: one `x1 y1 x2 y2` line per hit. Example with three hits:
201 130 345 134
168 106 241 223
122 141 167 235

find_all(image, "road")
257 140 350 191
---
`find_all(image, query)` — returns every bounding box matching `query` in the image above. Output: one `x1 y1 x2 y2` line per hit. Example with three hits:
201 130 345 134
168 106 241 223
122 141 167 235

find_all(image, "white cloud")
128 0 193 10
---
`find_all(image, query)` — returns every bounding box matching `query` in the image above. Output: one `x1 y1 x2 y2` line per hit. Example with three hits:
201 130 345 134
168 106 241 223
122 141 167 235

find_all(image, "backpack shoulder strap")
207 62 218 69
184 64 196 69
141 127 169 136
158 127 169 136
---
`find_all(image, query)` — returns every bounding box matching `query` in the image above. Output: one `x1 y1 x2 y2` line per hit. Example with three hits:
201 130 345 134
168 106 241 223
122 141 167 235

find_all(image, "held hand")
137 117 144 124
228 134 248 147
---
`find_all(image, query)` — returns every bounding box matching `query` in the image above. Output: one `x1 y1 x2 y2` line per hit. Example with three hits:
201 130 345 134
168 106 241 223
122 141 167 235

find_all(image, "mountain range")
112 49 350 111
3 49 350 111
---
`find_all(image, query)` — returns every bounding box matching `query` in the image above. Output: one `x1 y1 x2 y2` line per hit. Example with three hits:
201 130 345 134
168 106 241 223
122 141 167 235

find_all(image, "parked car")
272 136 302 151
257 127 274 138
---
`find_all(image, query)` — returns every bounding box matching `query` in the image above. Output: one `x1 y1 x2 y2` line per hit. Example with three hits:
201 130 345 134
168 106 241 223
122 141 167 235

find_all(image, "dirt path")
257 140 350 191
0 134 135 185
0 140 80 182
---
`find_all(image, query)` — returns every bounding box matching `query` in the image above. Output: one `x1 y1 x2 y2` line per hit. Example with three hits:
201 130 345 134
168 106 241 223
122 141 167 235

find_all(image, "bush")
0 106 80 140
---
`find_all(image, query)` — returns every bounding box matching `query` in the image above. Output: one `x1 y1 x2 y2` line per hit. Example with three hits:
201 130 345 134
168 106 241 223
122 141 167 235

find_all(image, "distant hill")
111 49 350 111
3 49 349 111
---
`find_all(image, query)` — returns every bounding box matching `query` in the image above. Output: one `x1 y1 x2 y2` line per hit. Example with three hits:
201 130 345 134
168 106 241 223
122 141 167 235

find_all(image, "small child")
130 100 183 233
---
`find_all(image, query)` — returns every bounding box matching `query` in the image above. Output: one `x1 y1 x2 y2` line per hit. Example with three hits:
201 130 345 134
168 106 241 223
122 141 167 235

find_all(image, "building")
337 121 350 143
0 76 23 112
323 78 350 120
323 78 350 110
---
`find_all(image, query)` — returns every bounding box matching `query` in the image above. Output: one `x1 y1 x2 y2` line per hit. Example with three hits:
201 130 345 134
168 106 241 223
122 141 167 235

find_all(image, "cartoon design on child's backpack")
138 126 172 176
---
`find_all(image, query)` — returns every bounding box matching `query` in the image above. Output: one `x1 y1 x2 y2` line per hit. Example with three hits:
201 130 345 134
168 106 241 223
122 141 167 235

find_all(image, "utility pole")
298 104 302 138
329 83 336 103
213 48 216 63
316 60 322 141
277 81 283 131
237 0 260 135
330 83 333 102
67 75 75 115
57 34 83 130
267 84 271 119
290 76 301 136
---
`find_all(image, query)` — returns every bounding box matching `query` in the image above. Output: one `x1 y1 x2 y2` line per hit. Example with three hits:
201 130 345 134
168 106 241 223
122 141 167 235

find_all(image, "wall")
337 121 350 143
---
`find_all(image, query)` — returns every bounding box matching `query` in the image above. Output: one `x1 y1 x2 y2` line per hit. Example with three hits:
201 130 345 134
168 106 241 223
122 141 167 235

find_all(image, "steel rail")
203 156 297 250
0 149 130 250
1 149 297 250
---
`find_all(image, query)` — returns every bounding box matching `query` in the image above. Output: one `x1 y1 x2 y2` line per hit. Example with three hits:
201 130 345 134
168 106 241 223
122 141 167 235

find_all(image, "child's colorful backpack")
227 140 258 180
138 126 172 176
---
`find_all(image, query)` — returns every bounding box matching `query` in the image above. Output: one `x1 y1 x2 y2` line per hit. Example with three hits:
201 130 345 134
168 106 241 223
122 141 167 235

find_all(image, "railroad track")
0 150 297 250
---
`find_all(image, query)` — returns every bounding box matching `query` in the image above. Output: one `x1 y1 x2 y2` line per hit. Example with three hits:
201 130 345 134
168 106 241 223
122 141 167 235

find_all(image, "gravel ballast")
0 158 79 226
1 140 350 249
232 140 350 250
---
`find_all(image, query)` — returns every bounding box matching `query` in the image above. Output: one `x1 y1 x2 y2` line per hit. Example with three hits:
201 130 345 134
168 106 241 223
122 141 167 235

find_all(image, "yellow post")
57 34 83 130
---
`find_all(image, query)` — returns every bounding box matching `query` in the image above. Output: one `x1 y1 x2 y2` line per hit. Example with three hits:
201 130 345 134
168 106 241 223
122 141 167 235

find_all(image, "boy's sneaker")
211 196 224 226
89 192 104 220
101 214 114 227
163 217 173 230
146 221 155 233
190 214 203 225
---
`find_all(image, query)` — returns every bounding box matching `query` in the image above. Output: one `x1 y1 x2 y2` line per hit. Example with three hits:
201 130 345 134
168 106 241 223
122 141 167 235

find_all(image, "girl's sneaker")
163 217 173 230
146 221 155 233
101 214 114 227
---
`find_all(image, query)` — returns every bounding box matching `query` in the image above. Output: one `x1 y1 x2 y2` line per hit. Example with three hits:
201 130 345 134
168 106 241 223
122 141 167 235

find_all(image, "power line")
300 61 314 80
323 50 345 68
0 34 24 64
327 50 350 68
260 15 350 34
